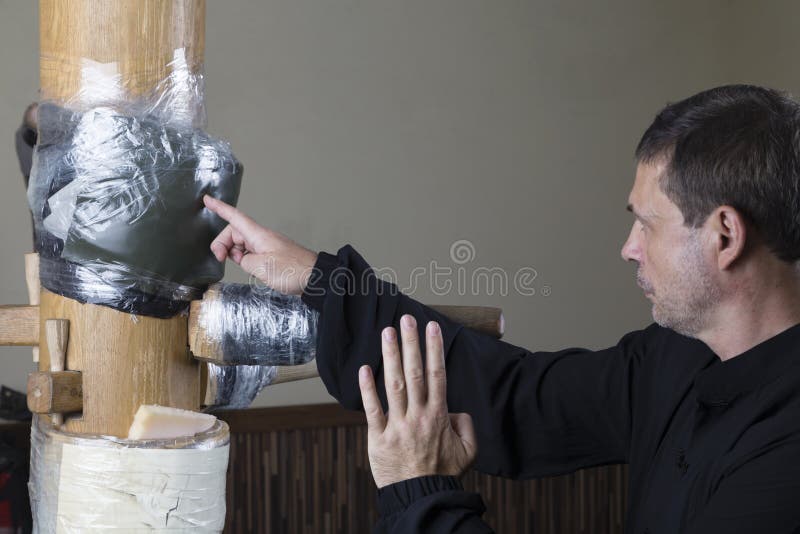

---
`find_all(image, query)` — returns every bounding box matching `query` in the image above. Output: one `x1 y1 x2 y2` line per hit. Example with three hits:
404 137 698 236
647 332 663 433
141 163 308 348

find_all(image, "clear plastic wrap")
197 283 319 366
204 364 277 411
29 414 229 532
28 51 242 317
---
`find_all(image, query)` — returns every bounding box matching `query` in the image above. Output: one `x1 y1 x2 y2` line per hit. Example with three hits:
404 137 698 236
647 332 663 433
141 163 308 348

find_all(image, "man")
204 84 800 533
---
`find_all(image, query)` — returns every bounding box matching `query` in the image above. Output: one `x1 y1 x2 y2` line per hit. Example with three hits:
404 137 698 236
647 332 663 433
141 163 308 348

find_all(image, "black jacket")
302 245 800 534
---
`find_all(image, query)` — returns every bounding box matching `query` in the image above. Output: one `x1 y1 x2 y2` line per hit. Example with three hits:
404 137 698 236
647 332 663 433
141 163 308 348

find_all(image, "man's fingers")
381 326 407 416
203 195 265 244
239 252 263 277
400 315 426 408
359 365 386 434
210 224 250 264
230 227 247 263
210 225 234 262
231 227 246 246
210 243 230 263
425 321 447 408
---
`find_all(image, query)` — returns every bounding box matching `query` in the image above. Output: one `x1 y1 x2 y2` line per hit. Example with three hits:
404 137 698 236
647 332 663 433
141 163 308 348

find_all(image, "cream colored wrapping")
29 415 230 533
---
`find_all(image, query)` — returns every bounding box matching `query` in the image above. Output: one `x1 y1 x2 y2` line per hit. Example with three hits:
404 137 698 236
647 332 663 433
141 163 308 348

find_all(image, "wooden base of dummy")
37 290 200 437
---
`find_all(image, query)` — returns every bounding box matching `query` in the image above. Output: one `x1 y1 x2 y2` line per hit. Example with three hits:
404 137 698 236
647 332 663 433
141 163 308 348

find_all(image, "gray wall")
0 1 792 407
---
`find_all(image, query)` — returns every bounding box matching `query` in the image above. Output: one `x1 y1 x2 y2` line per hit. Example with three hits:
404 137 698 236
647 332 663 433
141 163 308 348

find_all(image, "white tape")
55 444 229 532
29 416 230 533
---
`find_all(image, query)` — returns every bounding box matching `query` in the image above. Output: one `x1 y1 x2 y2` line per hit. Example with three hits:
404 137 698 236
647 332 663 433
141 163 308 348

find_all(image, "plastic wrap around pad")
204 364 277 411
28 52 242 317
29 415 230 532
198 284 318 366
29 103 242 317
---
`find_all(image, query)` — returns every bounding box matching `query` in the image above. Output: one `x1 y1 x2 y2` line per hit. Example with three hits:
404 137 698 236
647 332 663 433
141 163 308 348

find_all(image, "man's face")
621 160 720 337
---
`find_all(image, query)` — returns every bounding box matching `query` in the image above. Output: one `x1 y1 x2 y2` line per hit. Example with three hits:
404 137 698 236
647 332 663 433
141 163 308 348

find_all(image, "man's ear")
708 206 747 270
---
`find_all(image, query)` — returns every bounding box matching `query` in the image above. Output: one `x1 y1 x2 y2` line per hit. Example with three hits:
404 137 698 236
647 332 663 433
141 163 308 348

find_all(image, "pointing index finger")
203 195 264 240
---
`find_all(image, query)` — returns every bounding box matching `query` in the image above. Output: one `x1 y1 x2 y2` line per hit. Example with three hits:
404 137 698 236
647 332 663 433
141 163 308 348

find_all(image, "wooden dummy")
0 0 505 526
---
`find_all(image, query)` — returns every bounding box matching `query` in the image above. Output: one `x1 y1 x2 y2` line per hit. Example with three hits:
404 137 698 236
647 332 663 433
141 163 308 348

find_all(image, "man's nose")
621 225 641 262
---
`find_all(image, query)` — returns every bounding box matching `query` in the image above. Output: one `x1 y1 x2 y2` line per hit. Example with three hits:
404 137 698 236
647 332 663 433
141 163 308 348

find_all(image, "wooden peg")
25 253 41 363
46 319 70 426
272 360 320 385
27 370 83 414
25 253 40 306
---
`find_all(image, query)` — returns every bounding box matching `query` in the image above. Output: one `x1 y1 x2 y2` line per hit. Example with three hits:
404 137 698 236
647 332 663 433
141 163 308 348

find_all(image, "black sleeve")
302 245 649 530
303 245 649 478
373 476 493 534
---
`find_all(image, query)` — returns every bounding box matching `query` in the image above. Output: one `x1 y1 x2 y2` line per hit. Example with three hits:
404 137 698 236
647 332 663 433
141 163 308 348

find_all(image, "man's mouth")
636 271 653 296
637 281 653 297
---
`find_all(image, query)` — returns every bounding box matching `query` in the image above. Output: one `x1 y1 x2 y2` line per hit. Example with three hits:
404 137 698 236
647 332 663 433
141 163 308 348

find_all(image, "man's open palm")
359 314 477 488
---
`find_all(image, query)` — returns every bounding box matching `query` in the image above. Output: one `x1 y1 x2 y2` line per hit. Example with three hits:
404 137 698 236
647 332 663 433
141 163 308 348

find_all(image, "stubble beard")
642 232 720 338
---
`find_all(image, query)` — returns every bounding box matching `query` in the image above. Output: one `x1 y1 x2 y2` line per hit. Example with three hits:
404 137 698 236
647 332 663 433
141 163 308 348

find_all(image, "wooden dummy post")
34 0 207 438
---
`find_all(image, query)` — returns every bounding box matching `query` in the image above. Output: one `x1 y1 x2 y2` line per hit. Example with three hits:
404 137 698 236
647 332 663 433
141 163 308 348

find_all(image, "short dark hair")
636 84 800 262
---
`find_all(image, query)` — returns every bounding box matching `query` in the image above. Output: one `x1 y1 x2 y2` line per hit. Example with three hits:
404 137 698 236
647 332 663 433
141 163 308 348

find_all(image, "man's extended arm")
201 197 651 531
299 245 650 530
302 245 648 479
